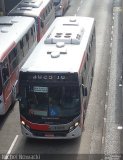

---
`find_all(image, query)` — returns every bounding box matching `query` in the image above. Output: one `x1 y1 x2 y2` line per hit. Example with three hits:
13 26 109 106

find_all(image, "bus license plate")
45 133 54 137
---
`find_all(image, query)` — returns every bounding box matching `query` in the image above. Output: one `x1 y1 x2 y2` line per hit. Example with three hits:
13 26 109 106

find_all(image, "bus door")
1 58 12 111
19 35 29 57
80 73 88 126
8 47 20 101
17 41 23 63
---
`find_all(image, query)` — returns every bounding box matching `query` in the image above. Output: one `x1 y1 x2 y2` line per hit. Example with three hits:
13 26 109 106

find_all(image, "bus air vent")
11 20 18 23
56 42 65 48
20 0 43 8
47 46 67 58
69 17 77 22
63 18 79 26
0 17 12 25
45 29 83 45
20 7 32 10
1 27 9 33
0 22 12 25
51 51 60 58
63 23 79 26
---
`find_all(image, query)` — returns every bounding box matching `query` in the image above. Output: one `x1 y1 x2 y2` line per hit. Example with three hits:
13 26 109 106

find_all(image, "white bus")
8 0 55 42
53 0 69 16
18 16 96 139
0 16 37 115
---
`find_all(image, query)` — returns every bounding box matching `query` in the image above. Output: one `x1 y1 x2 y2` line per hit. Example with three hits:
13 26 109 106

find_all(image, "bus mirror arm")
16 94 22 102
84 87 87 97
81 84 87 97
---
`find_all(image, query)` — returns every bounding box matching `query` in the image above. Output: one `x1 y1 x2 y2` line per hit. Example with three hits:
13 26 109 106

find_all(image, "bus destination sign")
20 72 78 83
32 75 66 80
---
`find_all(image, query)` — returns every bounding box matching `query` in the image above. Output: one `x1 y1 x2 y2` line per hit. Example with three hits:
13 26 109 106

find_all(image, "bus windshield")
26 85 80 118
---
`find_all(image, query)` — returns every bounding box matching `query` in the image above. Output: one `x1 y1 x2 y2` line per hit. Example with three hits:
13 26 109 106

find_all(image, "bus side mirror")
16 94 22 102
82 84 87 97
84 87 87 97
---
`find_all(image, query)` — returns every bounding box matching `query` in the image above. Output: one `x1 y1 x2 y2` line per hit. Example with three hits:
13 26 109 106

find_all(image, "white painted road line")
4 135 19 159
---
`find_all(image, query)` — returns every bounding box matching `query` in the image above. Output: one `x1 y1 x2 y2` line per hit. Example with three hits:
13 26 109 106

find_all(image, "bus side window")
51 2 53 9
2 59 9 85
20 39 24 49
26 33 29 42
22 35 29 56
31 26 36 42
48 5 50 13
9 47 19 72
31 27 33 36
89 44 91 54
17 42 23 63
87 52 89 61
84 61 86 71
46 9 48 16
32 25 37 41
42 13 45 21
41 20 44 29
34 25 36 33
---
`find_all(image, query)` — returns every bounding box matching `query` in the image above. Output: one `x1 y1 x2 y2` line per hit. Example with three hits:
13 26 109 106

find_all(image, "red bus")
8 0 55 42
0 16 37 115
53 0 70 16
18 16 96 139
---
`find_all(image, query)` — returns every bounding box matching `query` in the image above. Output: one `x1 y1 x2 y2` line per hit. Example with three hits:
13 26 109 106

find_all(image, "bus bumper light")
69 122 79 132
21 121 30 131
21 121 25 125
21 125 81 139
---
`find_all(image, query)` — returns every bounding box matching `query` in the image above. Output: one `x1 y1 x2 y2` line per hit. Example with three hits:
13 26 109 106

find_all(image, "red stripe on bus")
0 42 16 61
20 116 50 131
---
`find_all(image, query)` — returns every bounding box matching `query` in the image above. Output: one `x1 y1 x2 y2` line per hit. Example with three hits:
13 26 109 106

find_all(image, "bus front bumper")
21 125 82 139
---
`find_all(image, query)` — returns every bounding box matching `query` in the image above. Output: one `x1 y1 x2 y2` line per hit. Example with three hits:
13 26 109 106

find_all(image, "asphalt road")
0 0 122 159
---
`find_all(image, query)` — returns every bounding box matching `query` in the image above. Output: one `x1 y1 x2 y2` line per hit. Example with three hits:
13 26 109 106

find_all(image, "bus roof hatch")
20 0 43 8
45 25 84 45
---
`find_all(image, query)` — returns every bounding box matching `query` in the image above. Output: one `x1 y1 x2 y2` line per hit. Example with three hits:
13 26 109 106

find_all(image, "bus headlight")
69 122 79 132
21 121 25 125
21 121 30 131
75 122 79 127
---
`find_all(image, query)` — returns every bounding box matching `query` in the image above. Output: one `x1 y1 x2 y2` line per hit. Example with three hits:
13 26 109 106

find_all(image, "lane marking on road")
77 7 80 13
117 126 123 130
4 135 19 159
102 136 104 144
113 7 123 12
